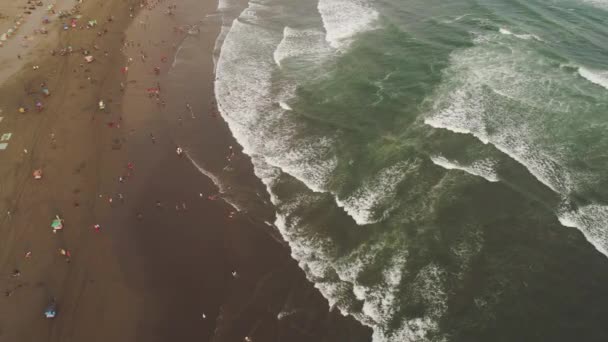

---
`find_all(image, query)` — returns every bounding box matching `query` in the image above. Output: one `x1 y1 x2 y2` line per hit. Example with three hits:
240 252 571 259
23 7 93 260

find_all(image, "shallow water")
213 0 608 340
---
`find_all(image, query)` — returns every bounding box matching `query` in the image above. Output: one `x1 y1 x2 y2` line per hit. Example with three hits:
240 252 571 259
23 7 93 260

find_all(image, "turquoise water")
214 0 608 340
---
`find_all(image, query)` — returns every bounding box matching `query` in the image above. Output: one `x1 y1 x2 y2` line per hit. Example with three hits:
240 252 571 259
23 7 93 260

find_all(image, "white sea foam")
335 162 410 225
426 31 608 258
216 0 237 11
498 27 512 35
255 151 448 340
370 263 448 342
317 0 379 49
216 13 339 194
172 43 184 68
274 27 330 67
578 67 608 90
185 153 243 211
442 13 471 24
581 0 608 10
558 203 608 256
430 155 499 182
213 24 231 71
425 37 575 193
215 2 446 340
278 101 292 111
498 27 542 41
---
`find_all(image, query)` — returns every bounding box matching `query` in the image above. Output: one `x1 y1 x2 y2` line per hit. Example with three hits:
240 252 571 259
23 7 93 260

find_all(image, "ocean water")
213 0 608 341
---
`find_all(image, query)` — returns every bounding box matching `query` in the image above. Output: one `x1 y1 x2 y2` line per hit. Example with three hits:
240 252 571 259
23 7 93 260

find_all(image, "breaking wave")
426 30 608 257
578 67 608 90
317 0 379 49
274 27 330 67
430 155 499 183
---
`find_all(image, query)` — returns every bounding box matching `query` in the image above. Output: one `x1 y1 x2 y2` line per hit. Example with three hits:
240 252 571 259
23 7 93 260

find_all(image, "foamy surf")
250 154 451 342
273 27 330 67
213 0 608 339
317 0 379 49
427 30 608 259
498 27 543 41
185 152 243 212
581 0 608 10
278 101 292 110
430 155 499 182
578 67 608 90
334 162 410 225
558 203 608 256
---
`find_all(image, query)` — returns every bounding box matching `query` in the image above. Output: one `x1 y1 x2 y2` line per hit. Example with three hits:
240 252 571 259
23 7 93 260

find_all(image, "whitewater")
212 0 608 340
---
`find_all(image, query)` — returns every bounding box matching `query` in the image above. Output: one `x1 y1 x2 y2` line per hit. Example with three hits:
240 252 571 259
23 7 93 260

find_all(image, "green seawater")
214 0 608 340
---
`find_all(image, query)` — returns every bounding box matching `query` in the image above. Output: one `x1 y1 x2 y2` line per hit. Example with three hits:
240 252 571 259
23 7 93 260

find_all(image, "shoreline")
0 0 373 341
118 0 372 340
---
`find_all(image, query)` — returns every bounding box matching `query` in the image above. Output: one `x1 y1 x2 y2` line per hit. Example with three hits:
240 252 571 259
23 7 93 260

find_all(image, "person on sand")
93 224 101 232
59 249 71 262
187 104 195 119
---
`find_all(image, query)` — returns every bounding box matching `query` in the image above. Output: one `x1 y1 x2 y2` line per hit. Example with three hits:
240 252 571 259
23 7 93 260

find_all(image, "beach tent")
84 55 94 63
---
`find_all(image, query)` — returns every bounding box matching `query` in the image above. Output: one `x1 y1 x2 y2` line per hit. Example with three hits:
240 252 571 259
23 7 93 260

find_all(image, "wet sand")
0 0 372 341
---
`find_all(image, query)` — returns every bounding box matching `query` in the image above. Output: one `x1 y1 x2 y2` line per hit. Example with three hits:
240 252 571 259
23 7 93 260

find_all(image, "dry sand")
0 0 73 82
0 0 372 341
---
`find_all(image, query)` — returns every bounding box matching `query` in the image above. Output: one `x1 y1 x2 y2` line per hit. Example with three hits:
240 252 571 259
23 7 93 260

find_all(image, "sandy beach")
0 0 371 341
